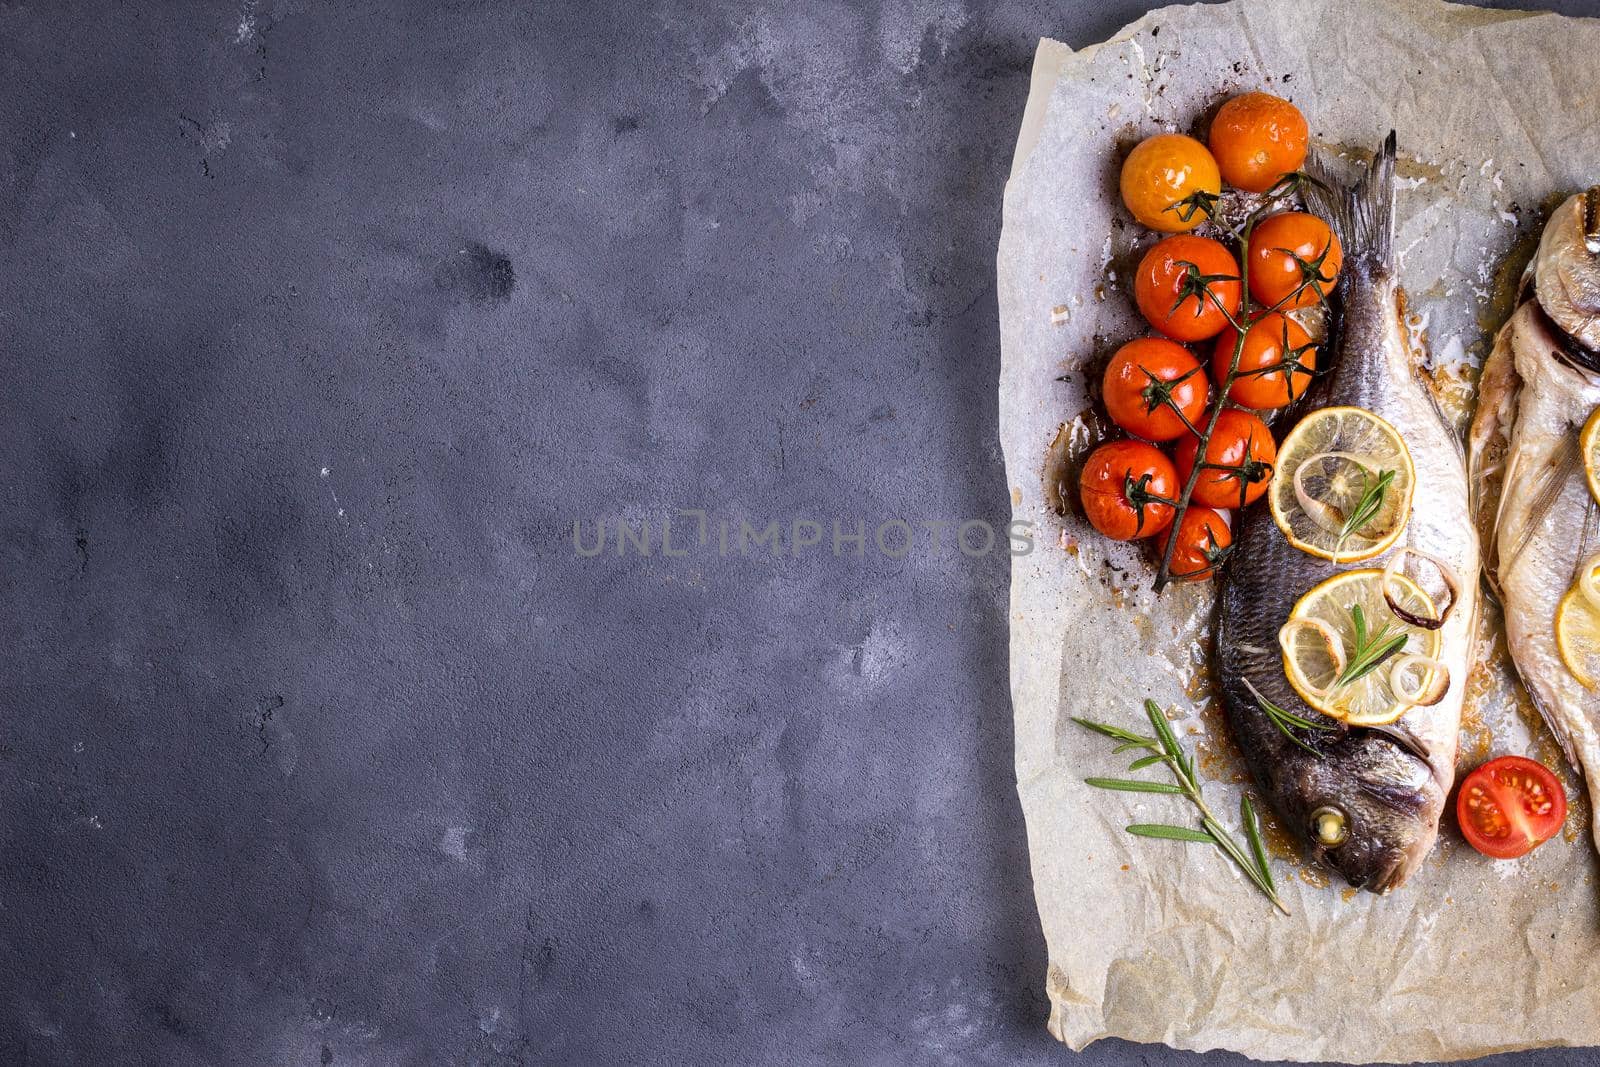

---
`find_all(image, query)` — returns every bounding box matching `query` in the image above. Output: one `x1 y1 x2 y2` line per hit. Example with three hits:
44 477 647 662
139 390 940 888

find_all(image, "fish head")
1533 187 1600 354
1282 731 1443 892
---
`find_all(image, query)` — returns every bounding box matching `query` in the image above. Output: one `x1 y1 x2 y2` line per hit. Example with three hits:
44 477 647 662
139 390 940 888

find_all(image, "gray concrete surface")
3 1 1598 1064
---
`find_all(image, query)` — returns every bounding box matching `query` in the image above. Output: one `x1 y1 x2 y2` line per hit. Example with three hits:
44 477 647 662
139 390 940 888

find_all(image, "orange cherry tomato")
1248 212 1342 311
1174 409 1276 509
1102 338 1211 442
1207 92 1309 193
1119 133 1222 232
1211 313 1316 410
1457 755 1567 860
1134 235 1242 343
1079 440 1179 541
1161 506 1232 582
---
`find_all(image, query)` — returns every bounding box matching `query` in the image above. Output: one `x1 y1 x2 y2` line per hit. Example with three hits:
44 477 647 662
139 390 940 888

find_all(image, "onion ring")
1388 653 1450 706
1578 551 1600 612
1291 451 1382 537
1381 546 1461 631
1278 617 1347 699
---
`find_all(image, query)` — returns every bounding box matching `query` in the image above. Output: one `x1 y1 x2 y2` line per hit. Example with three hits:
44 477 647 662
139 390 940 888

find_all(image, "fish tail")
1304 130 1396 271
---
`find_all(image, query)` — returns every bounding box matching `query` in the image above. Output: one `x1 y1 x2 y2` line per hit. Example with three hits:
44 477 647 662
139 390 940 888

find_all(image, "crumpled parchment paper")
998 0 1600 1061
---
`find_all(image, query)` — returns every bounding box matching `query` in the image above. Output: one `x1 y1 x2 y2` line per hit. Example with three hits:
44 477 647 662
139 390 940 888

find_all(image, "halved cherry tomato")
1207 92 1308 194
1102 338 1210 442
1161 506 1232 582
1134 235 1243 343
1211 312 1316 410
1174 409 1277 508
1248 212 1342 311
1119 133 1222 232
1079 440 1178 541
1456 755 1567 859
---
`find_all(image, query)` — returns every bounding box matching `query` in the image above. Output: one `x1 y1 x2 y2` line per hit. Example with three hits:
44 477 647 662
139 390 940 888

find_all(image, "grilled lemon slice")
1268 406 1415 563
1281 569 1443 726
1580 406 1600 507
1556 554 1600 691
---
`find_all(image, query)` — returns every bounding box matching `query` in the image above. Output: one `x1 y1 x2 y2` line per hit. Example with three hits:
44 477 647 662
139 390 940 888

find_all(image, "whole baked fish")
1216 134 1479 892
1468 188 1600 849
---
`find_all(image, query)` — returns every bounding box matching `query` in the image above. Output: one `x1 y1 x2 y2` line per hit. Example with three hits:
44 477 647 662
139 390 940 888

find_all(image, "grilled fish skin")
1469 190 1600 852
1215 134 1479 892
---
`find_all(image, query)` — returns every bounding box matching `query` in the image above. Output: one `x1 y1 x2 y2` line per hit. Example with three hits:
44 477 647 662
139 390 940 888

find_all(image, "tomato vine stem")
1152 178 1328 590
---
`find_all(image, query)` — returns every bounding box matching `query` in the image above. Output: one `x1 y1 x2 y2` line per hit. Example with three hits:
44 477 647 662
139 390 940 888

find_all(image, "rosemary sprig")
1332 468 1395 561
1084 777 1185 794
1240 675 1336 757
1334 603 1408 688
1076 700 1289 914
1128 823 1214 841
1241 794 1273 897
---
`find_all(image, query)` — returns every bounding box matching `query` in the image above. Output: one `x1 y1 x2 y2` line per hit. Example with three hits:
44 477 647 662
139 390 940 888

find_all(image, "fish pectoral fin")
1501 436 1581 577
1468 320 1522 593
1519 683 1585 777
1361 722 1439 777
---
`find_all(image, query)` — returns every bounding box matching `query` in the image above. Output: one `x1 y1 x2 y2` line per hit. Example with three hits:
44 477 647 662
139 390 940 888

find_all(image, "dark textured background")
3 1 1598 1064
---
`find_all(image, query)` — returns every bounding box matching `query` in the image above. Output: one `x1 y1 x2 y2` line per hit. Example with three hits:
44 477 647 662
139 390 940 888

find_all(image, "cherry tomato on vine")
1161 506 1232 582
1207 92 1309 194
1174 409 1277 509
1456 755 1567 860
1211 312 1316 410
1248 212 1343 311
1102 338 1210 442
1119 133 1222 232
1079 440 1178 541
1134 235 1243 343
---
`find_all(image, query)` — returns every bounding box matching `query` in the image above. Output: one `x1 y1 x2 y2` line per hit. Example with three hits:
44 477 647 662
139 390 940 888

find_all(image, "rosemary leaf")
1085 777 1185 794
1144 700 1191 781
1240 675 1334 759
1340 632 1408 686
1072 717 1156 746
1125 823 1215 842
1127 753 1166 771
1262 698 1336 733
1241 794 1275 894
1333 468 1395 559
1335 603 1409 688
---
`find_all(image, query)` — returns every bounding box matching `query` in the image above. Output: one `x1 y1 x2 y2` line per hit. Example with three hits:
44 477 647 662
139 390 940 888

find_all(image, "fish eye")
1310 806 1348 846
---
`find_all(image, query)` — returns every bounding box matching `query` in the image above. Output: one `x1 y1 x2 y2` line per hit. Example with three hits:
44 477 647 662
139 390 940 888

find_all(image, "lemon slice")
1580 406 1600 507
1557 554 1600 691
1269 406 1415 563
1281 569 1443 726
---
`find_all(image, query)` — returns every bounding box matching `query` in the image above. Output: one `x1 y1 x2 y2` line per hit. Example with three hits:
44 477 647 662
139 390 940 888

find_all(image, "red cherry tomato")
1456 755 1567 859
1207 92 1309 194
1134 235 1243 342
1102 338 1211 442
1248 212 1343 311
1161 506 1232 582
1174 409 1277 509
1079 440 1179 541
1211 313 1316 410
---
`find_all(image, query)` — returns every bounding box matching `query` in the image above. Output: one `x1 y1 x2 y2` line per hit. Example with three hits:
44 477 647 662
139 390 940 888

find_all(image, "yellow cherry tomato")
1119 133 1222 232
